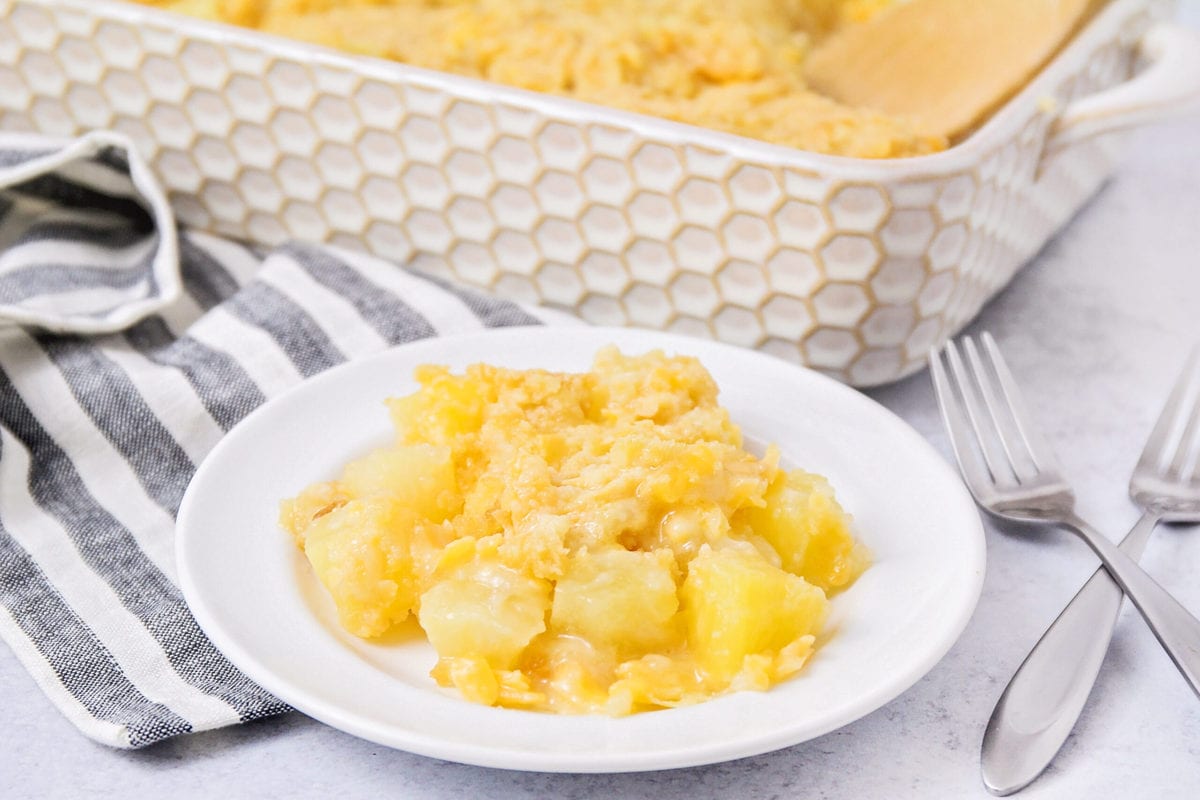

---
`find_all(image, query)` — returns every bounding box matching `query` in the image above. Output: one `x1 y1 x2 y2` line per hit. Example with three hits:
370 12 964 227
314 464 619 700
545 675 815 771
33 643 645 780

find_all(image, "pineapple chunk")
387 365 488 445
418 559 551 669
429 654 550 709
682 547 827 678
431 655 501 706
518 633 613 713
607 654 707 714
739 469 869 592
550 548 679 654
301 497 418 638
278 480 347 546
339 444 461 522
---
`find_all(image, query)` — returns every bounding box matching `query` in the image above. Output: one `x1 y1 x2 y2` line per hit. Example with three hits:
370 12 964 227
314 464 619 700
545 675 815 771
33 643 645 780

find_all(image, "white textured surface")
5 47 1200 800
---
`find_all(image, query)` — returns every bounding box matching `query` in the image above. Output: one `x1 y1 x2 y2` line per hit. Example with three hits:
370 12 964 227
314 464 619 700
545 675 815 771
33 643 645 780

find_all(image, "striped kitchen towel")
0 131 569 748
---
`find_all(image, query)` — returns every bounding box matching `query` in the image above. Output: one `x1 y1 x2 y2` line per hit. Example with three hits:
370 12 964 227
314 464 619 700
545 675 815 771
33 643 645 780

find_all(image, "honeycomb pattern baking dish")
0 0 1194 385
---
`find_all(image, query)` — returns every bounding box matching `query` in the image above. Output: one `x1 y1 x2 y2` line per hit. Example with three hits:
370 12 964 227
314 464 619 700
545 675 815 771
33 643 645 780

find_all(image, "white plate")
177 326 985 772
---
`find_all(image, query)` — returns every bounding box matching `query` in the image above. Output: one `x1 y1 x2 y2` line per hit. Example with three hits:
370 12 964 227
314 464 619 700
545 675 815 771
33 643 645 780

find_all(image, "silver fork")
929 335 1200 730
977 346 1200 795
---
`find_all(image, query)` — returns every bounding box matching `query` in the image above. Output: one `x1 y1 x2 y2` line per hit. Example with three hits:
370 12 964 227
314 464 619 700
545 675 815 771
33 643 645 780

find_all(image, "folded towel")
0 131 570 748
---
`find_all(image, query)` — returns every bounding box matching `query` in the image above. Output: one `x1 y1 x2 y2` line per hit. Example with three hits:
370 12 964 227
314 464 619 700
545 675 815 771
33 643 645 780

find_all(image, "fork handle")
981 511 1161 796
1063 512 1200 698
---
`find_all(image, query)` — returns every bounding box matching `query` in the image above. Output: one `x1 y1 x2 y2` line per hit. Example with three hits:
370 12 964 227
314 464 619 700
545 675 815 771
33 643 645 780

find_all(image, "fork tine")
980 332 1065 477
1179 406 1200 482
944 338 1017 487
929 345 995 503
1166 353 1200 480
1139 346 1199 472
1148 346 1200 480
962 336 1040 484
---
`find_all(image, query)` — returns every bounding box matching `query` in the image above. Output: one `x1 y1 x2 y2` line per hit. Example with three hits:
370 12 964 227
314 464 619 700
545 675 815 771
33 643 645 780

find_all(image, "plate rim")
176 325 986 772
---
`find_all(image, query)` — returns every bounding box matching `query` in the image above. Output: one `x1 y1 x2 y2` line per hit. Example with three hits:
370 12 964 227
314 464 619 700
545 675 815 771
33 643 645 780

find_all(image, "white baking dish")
1 0 1197 384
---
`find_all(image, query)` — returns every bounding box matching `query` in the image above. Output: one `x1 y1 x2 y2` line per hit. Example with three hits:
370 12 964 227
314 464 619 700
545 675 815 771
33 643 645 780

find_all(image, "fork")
977 346 1200 795
928 334 1200 722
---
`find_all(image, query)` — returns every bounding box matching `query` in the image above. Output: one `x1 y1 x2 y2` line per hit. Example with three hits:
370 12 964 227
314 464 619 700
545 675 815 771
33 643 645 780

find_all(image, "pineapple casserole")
279 348 869 713
135 0 943 157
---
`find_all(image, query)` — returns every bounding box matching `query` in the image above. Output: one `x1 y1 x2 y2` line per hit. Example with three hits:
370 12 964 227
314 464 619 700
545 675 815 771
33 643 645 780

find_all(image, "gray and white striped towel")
0 131 569 748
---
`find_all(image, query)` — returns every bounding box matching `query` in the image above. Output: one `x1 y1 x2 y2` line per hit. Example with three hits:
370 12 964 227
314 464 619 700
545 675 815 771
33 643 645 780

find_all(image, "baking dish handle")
1043 22 1200 158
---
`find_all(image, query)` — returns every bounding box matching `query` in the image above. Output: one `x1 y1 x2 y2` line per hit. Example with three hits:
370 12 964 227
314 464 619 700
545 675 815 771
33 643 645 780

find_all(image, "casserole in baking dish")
1 0 1196 384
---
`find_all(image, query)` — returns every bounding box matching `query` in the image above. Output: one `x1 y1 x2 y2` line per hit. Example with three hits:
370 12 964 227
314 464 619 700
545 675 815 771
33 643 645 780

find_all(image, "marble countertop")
5 37 1200 800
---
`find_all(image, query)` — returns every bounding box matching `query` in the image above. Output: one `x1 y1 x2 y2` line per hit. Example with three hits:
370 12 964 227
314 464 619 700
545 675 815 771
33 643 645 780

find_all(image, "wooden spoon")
805 0 1106 141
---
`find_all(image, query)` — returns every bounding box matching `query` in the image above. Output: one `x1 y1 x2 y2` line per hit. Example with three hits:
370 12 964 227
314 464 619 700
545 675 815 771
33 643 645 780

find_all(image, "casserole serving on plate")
0 0 1195 385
